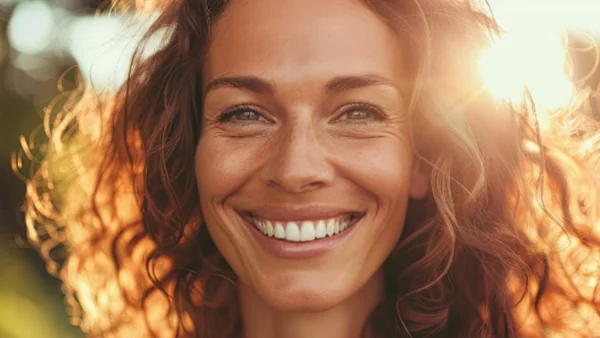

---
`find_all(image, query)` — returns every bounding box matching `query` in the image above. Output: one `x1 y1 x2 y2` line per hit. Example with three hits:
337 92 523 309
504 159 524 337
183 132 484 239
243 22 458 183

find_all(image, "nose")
260 118 334 193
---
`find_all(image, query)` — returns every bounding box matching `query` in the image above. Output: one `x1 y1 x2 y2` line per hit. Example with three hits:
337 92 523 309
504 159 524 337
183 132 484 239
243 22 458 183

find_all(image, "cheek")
194 136 266 273
334 138 413 203
195 135 265 200
333 139 413 250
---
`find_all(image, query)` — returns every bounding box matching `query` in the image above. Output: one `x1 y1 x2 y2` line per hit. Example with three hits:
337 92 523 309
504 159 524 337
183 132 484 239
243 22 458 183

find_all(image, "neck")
238 269 384 338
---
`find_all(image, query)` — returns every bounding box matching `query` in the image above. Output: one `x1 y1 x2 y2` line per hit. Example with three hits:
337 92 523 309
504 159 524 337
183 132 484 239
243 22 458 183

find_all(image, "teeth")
266 220 274 237
326 219 335 236
259 220 266 234
274 222 285 239
300 221 315 241
315 220 326 239
251 215 357 242
285 222 300 242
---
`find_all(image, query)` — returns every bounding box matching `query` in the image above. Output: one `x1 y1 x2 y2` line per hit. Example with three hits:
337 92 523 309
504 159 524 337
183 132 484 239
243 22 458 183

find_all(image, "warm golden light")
478 31 575 108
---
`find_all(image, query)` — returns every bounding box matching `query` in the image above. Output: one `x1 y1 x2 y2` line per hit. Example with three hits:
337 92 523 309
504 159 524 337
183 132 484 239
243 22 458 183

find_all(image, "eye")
343 110 372 120
217 105 271 124
335 103 384 123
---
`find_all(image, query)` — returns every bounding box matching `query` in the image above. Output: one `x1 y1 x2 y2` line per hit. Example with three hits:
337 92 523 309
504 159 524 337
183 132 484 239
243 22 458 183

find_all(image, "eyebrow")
325 74 401 93
203 73 401 97
205 76 276 97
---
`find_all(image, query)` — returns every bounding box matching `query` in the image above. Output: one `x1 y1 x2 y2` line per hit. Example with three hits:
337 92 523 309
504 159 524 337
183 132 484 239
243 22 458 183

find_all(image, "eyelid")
217 104 273 123
334 102 387 122
216 102 386 124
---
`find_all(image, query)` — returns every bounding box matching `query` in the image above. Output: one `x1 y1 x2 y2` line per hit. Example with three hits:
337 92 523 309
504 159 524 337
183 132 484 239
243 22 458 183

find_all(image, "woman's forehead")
202 0 407 90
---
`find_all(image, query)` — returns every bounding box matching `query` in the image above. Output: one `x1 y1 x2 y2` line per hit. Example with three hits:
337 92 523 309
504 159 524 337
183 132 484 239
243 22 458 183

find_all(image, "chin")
247 271 348 313
262 287 346 313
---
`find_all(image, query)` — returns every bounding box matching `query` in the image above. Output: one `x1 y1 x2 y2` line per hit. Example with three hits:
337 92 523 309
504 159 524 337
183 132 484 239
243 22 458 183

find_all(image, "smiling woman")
16 0 600 337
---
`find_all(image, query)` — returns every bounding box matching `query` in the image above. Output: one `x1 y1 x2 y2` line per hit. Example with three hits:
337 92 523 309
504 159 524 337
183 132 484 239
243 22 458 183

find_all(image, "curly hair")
15 0 600 337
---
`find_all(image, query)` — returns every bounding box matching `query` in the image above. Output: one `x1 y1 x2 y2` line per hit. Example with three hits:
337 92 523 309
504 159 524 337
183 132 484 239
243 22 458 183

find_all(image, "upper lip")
241 204 364 222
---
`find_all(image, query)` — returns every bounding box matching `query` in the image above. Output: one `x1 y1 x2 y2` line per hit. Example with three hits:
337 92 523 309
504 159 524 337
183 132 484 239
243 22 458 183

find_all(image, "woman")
18 0 600 337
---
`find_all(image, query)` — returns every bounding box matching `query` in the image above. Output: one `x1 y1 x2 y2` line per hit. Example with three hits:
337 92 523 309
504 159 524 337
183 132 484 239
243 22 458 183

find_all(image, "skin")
195 0 430 337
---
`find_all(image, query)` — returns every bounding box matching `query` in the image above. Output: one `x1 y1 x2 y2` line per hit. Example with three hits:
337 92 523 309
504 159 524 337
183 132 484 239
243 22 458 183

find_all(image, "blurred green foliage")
0 8 84 338
0 250 83 338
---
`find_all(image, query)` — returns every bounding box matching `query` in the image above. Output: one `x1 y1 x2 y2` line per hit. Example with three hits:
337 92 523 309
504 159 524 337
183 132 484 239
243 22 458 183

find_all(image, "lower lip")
243 217 361 260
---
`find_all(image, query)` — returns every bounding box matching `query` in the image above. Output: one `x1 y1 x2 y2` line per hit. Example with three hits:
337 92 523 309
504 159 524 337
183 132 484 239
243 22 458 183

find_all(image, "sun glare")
480 0 585 109
478 31 575 108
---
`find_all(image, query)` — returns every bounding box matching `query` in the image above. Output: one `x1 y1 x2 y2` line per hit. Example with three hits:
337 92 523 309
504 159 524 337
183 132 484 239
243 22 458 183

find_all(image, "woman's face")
196 0 429 311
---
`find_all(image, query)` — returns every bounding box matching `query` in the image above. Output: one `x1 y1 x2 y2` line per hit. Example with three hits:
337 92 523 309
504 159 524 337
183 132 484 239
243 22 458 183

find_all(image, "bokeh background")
0 1 598 337
0 0 102 336
0 0 154 336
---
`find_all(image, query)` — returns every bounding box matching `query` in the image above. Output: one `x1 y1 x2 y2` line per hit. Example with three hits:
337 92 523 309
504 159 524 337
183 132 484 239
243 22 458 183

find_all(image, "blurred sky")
0 0 598 337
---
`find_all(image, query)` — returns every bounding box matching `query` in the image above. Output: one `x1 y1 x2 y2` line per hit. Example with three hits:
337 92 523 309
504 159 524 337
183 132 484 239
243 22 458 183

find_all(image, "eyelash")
334 102 385 124
216 102 385 124
217 105 270 124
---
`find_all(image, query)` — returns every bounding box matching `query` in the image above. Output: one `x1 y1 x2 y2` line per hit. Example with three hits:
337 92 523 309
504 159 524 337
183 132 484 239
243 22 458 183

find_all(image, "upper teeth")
251 217 352 242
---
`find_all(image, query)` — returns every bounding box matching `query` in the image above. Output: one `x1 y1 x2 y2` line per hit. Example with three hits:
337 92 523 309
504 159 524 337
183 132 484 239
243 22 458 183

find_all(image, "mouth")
238 211 364 243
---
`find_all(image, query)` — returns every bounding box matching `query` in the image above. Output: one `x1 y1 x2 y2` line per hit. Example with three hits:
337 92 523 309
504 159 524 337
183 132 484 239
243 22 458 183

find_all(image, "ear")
409 159 430 200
